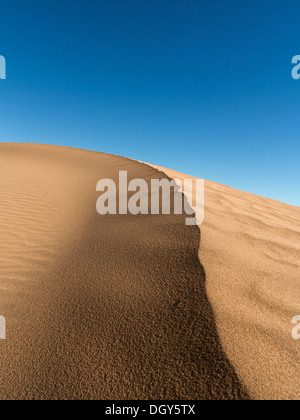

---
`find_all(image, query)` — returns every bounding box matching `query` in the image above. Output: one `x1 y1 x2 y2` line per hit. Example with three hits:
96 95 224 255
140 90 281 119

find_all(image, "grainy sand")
0 143 248 400
150 165 300 400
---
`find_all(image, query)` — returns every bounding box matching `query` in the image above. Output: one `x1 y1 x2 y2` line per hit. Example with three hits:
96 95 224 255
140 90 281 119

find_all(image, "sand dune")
2 143 299 400
149 165 300 400
0 143 247 400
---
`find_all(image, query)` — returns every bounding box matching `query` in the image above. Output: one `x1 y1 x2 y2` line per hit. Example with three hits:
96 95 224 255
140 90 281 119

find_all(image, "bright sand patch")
148 164 300 400
0 143 248 400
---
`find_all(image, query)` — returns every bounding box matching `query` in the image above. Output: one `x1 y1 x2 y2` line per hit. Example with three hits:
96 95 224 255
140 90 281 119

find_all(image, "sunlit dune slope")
150 164 300 400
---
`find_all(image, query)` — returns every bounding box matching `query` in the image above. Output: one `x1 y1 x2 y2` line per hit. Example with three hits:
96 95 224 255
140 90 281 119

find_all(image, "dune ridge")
148 164 300 400
0 143 248 400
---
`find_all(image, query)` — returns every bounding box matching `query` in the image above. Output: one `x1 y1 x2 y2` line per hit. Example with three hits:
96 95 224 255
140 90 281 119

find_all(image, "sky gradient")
0 0 299 206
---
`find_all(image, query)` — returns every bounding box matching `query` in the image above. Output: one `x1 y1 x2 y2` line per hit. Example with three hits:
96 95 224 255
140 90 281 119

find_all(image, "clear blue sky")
0 0 299 206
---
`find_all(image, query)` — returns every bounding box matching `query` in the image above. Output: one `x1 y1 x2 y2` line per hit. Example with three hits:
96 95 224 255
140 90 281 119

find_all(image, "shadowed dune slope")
149 164 300 400
0 143 248 400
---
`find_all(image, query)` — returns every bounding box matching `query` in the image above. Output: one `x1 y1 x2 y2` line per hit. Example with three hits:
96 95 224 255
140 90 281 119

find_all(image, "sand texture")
0 143 248 400
149 165 300 400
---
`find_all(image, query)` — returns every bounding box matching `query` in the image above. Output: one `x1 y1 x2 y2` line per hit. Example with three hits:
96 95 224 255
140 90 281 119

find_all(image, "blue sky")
0 0 299 206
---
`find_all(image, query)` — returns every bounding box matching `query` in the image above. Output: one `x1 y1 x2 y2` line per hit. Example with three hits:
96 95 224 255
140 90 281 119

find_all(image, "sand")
149 164 300 400
1 143 299 400
0 143 248 400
